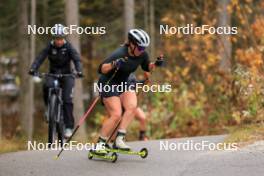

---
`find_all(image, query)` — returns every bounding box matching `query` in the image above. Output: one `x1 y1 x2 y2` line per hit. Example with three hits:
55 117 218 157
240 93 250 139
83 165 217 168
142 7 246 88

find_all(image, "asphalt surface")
1 135 264 176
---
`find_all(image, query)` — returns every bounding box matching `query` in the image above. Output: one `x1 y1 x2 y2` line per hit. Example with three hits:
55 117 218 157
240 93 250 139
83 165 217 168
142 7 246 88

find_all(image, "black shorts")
97 74 137 106
98 82 136 98
97 84 136 108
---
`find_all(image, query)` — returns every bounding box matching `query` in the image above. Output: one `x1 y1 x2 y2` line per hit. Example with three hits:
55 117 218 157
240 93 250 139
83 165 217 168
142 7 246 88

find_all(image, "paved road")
1 135 264 176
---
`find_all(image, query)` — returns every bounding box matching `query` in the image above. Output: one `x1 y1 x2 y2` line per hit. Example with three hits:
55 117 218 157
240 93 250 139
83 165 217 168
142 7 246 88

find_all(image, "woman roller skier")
107 73 150 142
93 29 163 154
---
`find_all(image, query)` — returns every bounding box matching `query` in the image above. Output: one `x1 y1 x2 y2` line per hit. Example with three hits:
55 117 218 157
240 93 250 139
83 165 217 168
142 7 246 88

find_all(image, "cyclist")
28 24 83 138
95 29 163 153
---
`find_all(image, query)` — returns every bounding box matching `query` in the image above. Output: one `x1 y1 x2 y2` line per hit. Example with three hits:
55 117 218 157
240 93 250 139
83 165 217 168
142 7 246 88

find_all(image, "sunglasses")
137 46 146 51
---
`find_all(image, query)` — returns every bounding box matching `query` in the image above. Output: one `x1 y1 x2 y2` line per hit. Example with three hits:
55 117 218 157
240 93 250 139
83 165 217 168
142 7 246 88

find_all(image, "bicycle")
35 72 76 147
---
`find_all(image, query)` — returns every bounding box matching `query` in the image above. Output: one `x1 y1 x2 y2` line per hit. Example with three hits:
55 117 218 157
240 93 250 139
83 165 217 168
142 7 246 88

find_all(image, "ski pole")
55 66 120 159
55 96 100 159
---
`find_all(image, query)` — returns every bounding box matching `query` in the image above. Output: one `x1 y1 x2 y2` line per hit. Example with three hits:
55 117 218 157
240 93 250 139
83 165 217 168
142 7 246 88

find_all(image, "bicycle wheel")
57 116 64 147
48 95 58 147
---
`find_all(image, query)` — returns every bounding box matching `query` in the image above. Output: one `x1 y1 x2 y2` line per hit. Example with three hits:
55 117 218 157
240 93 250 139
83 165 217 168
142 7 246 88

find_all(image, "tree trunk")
149 0 155 60
218 0 231 73
144 0 149 32
18 0 34 141
42 0 48 26
31 0 36 64
87 37 95 100
124 0 135 38
29 0 36 140
0 106 2 141
65 0 86 140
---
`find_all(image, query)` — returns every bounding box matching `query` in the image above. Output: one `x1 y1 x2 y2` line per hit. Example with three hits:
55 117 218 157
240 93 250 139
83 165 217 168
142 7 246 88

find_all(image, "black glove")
111 58 126 69
76 72 84 78
28 69 37 76
154 55 165 67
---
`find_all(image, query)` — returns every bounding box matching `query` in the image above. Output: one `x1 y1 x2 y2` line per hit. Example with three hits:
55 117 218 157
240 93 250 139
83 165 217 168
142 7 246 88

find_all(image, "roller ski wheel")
88 151 93 160
88 150 118 163
139 148 148 159
111 152 118 163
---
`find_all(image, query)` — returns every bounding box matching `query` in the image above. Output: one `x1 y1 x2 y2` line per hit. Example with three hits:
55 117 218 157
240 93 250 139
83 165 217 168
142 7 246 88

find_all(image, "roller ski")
106 146 148 159
106 132 148 159
88 131 148 162
88 139 118 163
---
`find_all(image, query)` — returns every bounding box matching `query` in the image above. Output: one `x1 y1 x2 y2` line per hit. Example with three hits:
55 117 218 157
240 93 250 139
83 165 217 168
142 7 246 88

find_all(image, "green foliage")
232 64 264 124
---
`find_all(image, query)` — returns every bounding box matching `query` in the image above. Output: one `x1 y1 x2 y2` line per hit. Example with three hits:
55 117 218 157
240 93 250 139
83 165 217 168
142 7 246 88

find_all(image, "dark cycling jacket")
30 40 82 74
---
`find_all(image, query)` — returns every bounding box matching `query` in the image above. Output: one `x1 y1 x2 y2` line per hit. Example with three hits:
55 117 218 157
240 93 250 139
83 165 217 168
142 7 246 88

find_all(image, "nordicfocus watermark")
27 25 106 35
160 140 238 151
94 82 172 93
27 140 104 151
160 24 238 35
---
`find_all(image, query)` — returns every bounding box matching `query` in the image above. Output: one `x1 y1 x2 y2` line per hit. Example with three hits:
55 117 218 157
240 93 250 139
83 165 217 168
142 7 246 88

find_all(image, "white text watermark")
27 25 106 35
27 140 105 151
94 82 172 94
160 140 238 151
160 24 238 35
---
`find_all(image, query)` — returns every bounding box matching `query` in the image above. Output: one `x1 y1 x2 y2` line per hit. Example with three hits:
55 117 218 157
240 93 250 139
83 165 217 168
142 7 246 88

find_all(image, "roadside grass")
224 123 264 147
0 122 48 154
0 137 27 154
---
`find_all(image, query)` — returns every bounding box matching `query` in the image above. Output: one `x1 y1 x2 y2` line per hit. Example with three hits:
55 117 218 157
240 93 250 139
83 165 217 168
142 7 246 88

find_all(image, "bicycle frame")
48 80 63 123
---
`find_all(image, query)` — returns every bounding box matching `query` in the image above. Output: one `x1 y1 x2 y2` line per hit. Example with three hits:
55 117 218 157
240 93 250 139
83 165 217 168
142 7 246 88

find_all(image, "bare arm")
148 62 156 72
100 63 114 74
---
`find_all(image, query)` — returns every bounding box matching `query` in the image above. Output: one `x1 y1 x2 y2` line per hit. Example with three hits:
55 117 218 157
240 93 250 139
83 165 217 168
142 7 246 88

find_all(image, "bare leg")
119 91 137 130
112 91 137 150
100 96 122 137
135 107 147 131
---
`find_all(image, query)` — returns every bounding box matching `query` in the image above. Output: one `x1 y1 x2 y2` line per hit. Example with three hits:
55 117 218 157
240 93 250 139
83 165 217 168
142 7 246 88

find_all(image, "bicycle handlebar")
34 72 77 78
